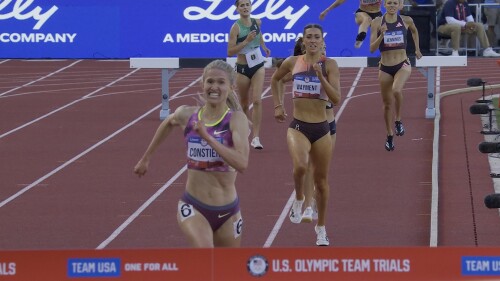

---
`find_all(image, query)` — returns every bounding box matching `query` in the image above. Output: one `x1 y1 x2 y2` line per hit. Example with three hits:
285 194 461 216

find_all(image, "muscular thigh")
236 74 251 97
213 212 243 247
287 128 311 167
379 71 394 101
393 66 411 92
250 68 265 101
355 12 370 25
309 134 332 177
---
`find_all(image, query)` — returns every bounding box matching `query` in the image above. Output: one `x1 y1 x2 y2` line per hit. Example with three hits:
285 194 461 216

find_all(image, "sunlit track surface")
0 58 499 250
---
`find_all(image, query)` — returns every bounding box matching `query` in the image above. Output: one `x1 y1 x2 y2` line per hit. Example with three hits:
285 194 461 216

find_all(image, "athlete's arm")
369 17 385 53
134 105 195 177
257 19 271 57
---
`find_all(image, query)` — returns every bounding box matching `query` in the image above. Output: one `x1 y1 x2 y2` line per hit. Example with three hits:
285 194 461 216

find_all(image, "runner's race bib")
245 47 264 68
383 31 404 47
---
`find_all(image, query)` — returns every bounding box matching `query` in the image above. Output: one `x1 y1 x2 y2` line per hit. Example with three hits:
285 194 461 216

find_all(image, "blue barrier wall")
0 0 378 58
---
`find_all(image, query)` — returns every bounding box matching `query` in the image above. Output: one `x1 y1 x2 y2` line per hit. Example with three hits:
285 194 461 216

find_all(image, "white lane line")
95 76 202 249
0 74 201 210
0 68 141 140
0 59 10 64
96 165 187 249
263 67 365 248
0 60 82 97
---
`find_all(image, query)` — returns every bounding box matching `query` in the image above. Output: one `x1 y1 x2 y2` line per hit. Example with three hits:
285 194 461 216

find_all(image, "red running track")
0 58 499 250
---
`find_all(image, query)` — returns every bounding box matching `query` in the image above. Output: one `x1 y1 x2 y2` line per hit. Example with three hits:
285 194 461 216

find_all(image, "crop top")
184 107 234 172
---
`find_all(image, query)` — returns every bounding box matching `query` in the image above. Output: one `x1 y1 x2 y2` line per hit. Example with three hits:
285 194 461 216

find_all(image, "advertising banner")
0 0 373 58
2 247 500 280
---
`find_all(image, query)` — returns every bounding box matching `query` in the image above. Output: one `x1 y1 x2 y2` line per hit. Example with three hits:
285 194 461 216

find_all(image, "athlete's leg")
392 66 411 122
213 212 243 247
379 71 395 136
355 12 372 35
250 67 265 140
287 128 311 201
177 201 214 247
236 73 252 118
309 134 333 227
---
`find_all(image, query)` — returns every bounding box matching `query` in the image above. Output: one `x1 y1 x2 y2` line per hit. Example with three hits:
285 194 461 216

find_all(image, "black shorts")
355 9 383 20
379 58 411 77
289 118 330 144
235 62 265 79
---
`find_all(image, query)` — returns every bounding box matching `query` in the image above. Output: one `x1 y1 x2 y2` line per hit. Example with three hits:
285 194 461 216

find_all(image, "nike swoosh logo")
218 213 230 218
214 130 228 135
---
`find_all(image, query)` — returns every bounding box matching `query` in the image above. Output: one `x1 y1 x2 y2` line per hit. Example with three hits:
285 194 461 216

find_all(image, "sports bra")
291 55 329 101
378 15 407 52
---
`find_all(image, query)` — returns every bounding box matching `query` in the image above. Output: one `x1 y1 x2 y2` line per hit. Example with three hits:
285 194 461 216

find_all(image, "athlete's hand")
246 30 257 43
274 106 287 123
134 159 149 178
263 47 271 57
193 121 209 140
415 50 423 60
313 63 324 78
380 24 388 34
319 10 328 20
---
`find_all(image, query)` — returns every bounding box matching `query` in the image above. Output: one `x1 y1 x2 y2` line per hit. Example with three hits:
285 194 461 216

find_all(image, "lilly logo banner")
0 0 364 58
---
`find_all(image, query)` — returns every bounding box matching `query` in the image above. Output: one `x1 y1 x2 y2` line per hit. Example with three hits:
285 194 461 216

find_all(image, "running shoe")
301 207 313 223
385 135 395 151
289 199 304 224
315 225 330 246
250 137 263 149
395 121 405 136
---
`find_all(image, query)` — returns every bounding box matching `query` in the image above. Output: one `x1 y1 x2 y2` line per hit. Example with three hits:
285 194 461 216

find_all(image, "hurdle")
130 56 466 120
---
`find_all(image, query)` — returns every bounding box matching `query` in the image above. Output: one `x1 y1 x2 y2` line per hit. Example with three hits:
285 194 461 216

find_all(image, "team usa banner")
1 247 500 280
0 0 371 58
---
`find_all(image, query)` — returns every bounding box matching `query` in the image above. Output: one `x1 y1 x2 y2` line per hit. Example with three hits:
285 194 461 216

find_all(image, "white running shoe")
483 47 500 57
301 207 313 223
289 199 304 224
315 225 330 246
250 137 263 149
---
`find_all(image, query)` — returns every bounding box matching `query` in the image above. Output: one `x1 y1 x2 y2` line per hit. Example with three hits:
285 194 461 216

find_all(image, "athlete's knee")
382 100 392 110
293 164 308 178
252 98 262 107
392 87 403 96
314 180 329 195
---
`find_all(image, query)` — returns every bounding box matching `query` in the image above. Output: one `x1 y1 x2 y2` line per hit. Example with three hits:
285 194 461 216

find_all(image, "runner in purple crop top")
134 60 250 247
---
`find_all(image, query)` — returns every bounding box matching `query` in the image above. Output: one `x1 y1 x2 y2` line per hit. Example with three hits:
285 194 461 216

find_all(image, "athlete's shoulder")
324 57 339 72
173 105 199 124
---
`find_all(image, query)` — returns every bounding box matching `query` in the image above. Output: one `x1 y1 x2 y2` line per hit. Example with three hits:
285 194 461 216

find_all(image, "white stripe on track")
96 165 187 249
94 75 202 248
0 68 141 140
263 67 365 247
0 74 201 210
0 60 82 97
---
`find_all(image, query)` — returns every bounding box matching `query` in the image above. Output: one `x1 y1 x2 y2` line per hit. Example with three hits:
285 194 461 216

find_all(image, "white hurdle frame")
130 56 466 120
